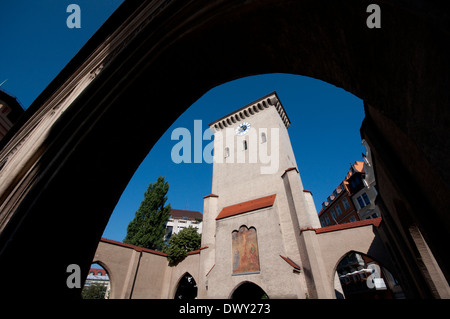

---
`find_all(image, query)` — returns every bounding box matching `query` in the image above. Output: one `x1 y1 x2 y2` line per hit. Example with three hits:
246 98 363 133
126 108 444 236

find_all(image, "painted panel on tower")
232 226 260 275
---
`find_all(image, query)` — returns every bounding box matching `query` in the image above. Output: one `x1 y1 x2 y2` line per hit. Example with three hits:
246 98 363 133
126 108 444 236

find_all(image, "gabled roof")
216 194 276 220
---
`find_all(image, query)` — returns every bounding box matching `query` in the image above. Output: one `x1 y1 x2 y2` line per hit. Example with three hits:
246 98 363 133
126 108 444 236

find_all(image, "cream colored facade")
199 92 322 298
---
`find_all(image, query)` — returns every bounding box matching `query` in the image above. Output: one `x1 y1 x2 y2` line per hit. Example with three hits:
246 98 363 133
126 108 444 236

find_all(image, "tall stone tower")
198 92 325 299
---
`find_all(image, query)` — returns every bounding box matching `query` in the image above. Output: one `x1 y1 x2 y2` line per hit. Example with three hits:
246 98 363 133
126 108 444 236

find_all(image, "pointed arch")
230 281 268 299
174 272 198 299
333 250 404 299
91 260 113 292
85 260 112 299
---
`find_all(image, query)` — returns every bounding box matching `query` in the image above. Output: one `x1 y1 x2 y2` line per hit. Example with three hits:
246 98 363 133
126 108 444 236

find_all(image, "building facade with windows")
352 140 382 220
164 209 203 242
319 156 382 227
84 268 111 298
318 163 363 227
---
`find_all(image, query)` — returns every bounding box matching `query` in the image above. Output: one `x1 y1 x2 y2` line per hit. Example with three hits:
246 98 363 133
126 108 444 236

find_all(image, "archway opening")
102 73 365 242
82 263 111 299
335 251 404 299
231 282 268 300
174 273 198 299
2 0 448 299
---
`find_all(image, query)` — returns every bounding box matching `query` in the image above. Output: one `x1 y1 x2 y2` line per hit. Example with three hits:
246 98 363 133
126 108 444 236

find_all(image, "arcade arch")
174 272 198 299
333 251 404 299
230 281 269 300
82 262 111 299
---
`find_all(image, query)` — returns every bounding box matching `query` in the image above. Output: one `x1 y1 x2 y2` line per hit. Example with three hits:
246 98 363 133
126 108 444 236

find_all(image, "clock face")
235 122 251 136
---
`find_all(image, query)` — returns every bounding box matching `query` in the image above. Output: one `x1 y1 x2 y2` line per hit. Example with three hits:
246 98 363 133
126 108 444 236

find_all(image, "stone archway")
334 251 404 299
231 281 268 300
83 261 112 299
174 272 198 300
0 0 449 298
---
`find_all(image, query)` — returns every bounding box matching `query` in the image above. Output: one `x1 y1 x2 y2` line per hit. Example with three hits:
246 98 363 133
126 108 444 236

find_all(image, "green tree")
124 176 171 251
164 226 201 266
81 283 108 299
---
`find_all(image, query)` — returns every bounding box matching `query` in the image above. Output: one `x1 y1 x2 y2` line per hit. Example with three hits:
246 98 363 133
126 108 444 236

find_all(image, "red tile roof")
203 193 219 199
100 238 207 258
216 194 276 220
206 264 215 277
187 246 208 255
281 167 299 178
302 217 382 234
280 255 301 271
89 268 107 276
100 238 168 256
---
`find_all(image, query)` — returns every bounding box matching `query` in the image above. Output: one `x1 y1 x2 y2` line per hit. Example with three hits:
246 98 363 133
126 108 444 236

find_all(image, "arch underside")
0 0 448 298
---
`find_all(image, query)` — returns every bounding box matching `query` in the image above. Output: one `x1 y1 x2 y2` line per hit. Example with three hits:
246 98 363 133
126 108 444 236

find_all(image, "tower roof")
215 194 276 220
208 91 291 130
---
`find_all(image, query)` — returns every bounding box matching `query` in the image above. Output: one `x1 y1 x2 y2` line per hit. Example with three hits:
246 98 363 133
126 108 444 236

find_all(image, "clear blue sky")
1 1 365 243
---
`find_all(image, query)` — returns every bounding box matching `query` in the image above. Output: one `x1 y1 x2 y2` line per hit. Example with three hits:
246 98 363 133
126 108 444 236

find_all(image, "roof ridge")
216 194 276 220
300 217 382 234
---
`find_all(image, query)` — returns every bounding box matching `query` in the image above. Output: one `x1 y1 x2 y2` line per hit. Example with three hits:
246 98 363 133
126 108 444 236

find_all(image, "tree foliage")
124 176 171 251
81 283 108 299
163 226 201 266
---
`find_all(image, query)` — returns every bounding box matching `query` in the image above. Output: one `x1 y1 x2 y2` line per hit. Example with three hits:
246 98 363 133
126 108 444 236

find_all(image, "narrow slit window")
261 132 267 143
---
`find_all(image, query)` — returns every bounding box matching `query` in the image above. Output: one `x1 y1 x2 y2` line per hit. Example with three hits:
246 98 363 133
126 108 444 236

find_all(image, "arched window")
243 140 248 150
174 273 198 299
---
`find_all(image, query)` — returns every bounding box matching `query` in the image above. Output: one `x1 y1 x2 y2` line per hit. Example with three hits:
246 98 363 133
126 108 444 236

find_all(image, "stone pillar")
281 167 332 298
120 250 142 299
198 193 218 298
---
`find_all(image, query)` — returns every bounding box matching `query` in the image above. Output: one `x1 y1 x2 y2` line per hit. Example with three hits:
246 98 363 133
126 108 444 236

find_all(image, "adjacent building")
164 209 202 242
84 268 111 298
318 162 363 227
318 156 382 227
354 140 382 220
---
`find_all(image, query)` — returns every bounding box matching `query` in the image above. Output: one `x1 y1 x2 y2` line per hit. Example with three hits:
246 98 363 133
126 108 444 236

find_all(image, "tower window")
243 140 247 150
261 132 267 143
225 147 230 158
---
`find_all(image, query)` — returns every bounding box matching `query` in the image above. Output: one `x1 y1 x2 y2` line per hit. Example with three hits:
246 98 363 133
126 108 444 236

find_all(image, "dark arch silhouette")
0 0 448 298
231 282 268 300
174 273 198 299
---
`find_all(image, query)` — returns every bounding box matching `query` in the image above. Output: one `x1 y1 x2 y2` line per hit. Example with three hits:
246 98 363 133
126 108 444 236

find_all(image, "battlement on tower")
208 91 291 131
